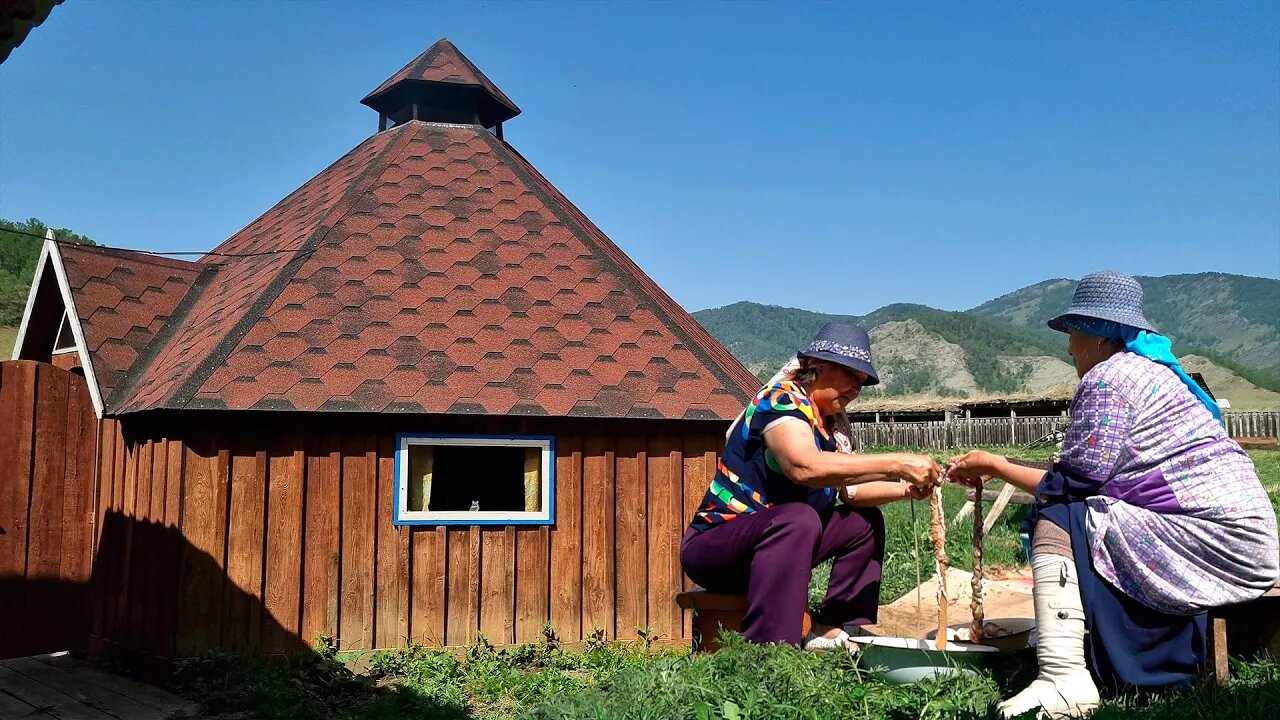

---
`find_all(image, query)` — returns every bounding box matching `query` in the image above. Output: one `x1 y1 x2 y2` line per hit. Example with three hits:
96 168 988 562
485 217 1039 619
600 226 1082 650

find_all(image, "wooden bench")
952 485 1036 533
1207 583 1280 684
675 590 812 653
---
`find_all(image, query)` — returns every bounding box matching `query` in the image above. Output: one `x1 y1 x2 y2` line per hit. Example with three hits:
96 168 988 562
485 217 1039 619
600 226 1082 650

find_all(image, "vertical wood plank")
411 527 447 646
224 440 267 653
155 432 185 661
445 527 477 646
60 373 96 653
127 435 154 650
135 430 165 655
94 420 123 647
614 435 647 640
514 526 550 643
175 436 229 656
549 434 582 642
94 420 117 557
479 527 515 644
24 364 68 657
340 433 377 651
0 363 35 657
646 433 682 642
681 433 713 638
104 419 126 645
301 430 341 647
582 434 615 639
264 426 304 654
375 433 409 649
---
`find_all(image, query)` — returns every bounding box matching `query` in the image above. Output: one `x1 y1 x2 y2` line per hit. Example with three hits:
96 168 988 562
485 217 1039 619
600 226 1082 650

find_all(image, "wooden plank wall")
89 414 726 658
0 361 97 659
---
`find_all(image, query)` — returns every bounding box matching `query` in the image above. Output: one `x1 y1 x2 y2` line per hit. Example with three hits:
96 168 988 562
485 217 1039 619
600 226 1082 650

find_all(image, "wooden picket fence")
1223 412 1280 440
850 411 1280 451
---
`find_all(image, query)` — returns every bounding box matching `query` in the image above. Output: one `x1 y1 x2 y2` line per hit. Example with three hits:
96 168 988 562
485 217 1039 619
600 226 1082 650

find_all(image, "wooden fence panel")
849 411 1280 451
0 362 98 658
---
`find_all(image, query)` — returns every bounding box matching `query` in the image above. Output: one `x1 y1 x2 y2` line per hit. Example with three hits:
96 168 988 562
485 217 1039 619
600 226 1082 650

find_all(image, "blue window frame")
393 433 555 526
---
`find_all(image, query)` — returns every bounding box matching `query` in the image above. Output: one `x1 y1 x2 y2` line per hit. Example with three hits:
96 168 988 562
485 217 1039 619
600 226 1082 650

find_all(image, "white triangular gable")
12 232 106 417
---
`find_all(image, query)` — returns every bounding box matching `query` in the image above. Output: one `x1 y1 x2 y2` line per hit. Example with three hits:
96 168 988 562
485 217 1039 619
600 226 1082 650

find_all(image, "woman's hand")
892 453 942 487
945 450 1045 495
903 482 932 501
945 450 1002 484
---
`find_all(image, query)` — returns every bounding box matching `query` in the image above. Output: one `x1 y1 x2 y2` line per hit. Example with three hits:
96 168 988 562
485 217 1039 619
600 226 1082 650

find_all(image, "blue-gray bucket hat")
797 321 880 385
1047 270 1156 334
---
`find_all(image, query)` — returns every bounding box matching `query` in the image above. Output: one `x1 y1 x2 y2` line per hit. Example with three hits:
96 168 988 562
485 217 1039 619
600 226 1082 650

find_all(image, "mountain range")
693 273 1280 410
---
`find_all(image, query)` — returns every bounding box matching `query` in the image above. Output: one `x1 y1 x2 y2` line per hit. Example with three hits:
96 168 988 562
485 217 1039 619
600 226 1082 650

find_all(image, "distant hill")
694 272 1280 406
972 273 1280 372
695 301 1071 397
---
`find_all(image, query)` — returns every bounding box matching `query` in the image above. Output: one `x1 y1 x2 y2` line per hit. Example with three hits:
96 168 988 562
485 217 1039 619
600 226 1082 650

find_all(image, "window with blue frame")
394 434 555 525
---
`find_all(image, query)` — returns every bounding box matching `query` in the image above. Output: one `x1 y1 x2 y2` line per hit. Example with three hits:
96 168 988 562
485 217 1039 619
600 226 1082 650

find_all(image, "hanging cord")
1 225 315 260
911 496 923 619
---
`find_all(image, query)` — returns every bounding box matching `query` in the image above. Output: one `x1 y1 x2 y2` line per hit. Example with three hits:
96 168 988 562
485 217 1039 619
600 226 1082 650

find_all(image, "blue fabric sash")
1026 465 1207 691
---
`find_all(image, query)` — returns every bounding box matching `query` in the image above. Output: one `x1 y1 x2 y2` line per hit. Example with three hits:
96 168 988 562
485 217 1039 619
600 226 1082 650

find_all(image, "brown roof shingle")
57 243 200 401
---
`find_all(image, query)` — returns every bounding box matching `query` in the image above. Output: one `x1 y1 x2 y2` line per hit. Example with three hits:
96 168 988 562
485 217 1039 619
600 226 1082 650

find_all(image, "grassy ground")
0 325 16 360
169 448 1280 720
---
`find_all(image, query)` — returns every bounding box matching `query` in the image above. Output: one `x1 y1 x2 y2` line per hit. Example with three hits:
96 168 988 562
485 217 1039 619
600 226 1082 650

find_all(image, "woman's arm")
840 480 931 507
946 451 1044 494
765 420 940 488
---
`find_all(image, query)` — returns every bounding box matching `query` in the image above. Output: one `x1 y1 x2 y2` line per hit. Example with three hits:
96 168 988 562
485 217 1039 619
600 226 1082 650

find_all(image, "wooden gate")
0 361 98 658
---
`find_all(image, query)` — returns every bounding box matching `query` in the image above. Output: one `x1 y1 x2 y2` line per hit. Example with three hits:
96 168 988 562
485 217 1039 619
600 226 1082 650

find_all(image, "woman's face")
1067 328 1121 378
808 361 869 416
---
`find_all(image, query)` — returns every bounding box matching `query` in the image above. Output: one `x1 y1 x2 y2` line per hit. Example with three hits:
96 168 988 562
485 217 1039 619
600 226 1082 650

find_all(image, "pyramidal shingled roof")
361 38 520 126
100 39 758 419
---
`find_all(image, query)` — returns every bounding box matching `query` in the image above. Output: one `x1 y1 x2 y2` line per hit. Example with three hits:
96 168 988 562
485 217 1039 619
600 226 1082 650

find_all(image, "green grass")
0 325 16 360
170 634 1280 720
170 629 670 720
169 449 1280 720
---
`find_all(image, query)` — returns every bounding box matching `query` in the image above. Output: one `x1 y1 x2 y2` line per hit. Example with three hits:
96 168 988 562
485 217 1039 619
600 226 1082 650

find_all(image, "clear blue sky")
2 1 1277 315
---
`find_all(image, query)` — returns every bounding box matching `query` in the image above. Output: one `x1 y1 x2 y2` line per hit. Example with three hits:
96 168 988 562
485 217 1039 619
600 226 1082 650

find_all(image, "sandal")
803 629 853 652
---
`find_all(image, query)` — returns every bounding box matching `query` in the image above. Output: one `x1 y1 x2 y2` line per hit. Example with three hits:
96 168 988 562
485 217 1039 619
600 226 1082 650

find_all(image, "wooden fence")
851 411 1280 451
0 361 97 659
1223 412 1280 440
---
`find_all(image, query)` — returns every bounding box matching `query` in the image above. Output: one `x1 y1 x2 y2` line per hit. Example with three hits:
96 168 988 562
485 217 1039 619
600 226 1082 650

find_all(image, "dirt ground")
866 566 1035 646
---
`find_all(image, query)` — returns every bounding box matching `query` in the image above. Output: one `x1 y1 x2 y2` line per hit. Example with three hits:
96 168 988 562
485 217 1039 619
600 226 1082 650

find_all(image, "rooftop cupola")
361 38 521 137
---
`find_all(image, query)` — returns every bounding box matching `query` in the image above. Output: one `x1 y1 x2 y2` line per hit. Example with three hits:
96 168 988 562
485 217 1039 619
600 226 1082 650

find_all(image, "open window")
394 434 555 525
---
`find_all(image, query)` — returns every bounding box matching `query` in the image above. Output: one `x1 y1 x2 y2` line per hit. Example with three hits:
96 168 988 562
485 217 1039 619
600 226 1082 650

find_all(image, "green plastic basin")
850 636 997 685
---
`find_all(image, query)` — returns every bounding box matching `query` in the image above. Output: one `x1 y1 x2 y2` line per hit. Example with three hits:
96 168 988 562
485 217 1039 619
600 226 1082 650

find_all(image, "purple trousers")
680 503 885 645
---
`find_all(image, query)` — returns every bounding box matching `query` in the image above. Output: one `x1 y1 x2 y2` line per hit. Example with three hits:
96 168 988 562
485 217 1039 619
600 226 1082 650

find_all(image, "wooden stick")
911 498 922 619
971 483 986 643
929 484 948 651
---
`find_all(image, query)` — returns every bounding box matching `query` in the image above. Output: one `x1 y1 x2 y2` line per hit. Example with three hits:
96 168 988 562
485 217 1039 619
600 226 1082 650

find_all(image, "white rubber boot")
998 553 1100 719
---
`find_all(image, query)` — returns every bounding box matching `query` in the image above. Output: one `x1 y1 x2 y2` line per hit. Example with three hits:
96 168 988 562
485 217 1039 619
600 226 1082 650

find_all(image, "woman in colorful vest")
681 322 942 650
948 271 1279 718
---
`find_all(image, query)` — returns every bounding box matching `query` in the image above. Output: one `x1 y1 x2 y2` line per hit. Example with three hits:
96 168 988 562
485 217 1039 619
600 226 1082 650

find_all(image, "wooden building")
846 388 1075 423
3 39 757 669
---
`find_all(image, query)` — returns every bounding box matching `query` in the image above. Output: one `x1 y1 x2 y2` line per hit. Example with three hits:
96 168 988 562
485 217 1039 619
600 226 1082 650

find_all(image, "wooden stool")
1207 583 1280 684
675 589 812 653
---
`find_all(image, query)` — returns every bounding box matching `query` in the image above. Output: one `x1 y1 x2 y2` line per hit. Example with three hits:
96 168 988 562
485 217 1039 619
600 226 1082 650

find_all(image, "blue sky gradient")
2 1 1276 314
